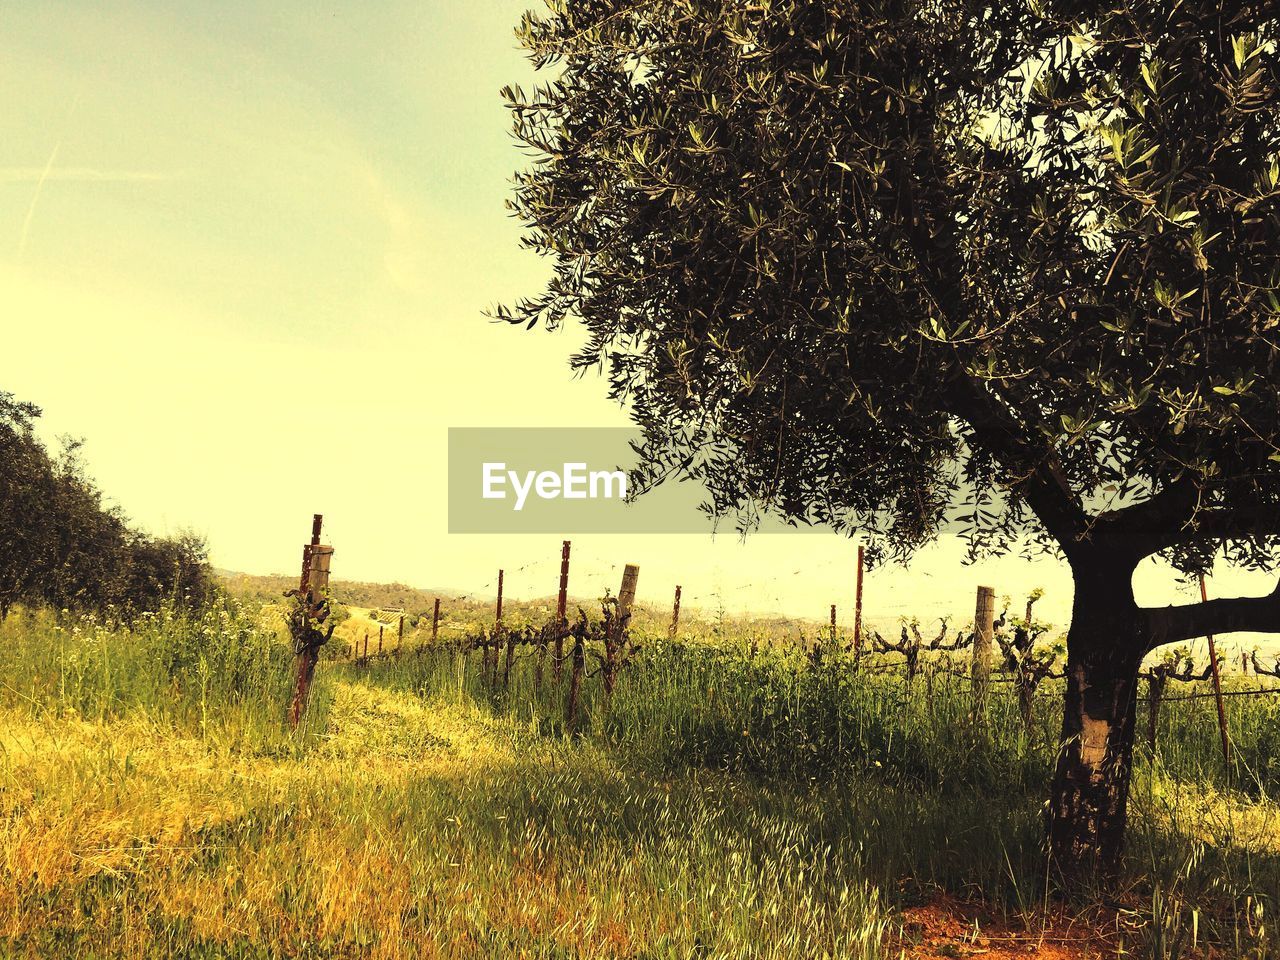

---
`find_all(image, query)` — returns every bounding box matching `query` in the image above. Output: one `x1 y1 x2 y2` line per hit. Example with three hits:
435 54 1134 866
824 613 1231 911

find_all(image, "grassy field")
2 600 1279 958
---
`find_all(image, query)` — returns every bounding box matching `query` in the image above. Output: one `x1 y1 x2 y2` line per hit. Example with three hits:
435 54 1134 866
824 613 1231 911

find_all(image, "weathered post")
287 514 334 729
830 604 837 646
396 613 404 659
378 625 384 659
853 545 865 654
603 564 639 702
431 597 440 643
972 585 995 718
1199 574 1232 777
554 542 570 680
362 631 369 665
492 569 505 687
496 569 505 628
669 584 681 638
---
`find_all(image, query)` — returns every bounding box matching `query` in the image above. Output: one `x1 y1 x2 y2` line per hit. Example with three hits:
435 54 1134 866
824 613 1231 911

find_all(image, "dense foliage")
502 0 1279 574
0 390 216 619
502 0 1280 876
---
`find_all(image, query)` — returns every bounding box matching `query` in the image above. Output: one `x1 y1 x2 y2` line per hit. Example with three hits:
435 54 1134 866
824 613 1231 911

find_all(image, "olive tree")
501 0 1280 882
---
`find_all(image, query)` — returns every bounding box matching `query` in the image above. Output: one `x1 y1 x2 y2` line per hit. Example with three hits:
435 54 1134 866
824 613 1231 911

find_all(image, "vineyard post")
972 585 995 719
603 564 639 702
853 545 864 654
494 569 505 687
1199 574 1232 777
362 631 368 665
830 604 837 647
554 541 570 681
378 625 384 659
287 514 333 729
669 585 681 638
420 598 438 658
396 613 404 659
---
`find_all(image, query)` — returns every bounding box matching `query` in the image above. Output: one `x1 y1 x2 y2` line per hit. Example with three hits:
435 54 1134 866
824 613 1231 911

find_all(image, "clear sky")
1 1 1274 649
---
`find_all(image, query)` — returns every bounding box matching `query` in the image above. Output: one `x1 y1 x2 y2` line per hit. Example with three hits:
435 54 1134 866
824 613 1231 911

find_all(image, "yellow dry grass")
0 681 524 958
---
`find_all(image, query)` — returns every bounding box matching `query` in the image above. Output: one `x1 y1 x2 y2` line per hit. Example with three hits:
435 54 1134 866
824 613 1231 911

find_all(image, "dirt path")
895 895 1117 959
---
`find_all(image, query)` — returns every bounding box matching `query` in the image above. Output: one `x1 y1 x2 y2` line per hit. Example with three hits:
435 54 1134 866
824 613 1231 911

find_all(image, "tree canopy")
502 0 1280 586
0 391 215 619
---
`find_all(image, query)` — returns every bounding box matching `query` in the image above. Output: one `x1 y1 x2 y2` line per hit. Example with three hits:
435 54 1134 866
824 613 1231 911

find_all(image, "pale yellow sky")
1 1 1274 648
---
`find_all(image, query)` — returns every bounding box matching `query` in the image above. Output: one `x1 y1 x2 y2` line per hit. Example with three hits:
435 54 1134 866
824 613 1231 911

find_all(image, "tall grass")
394 633 1280 956
4 605 1280 957
0 601 325 752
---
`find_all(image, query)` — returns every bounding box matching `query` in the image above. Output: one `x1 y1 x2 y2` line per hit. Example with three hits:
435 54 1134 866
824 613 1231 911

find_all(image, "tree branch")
1093 477 1200 556
1152 506 1280 549
879 102 1090 556
1141 581 1280 649
1099 481 1280 558
942 374 1091 554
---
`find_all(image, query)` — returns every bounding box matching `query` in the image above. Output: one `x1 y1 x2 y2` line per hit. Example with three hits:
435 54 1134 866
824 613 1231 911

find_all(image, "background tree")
0 393 55 620
120 531 218 614
502 0 1280 882
42 438 132 614
0 391 215 620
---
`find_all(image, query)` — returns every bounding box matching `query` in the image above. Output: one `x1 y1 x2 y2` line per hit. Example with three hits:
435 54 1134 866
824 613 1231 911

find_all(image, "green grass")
2 602 1279 958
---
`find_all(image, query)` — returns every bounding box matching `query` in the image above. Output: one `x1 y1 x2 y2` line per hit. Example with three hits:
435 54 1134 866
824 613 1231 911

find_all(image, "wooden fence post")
603 564 639 703
554 542 570 681
396 613 404 659
420 597 439 658
853 545 864 654
972 585 995 718
830 604 837 646
288 514 333 729
669 585 681 638
378 625 384 659
493 569 504 687
1200 574 1232 777
496 569 505 628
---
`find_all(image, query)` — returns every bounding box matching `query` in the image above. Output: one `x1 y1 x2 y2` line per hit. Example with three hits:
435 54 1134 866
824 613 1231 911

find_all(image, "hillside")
218 569 835 642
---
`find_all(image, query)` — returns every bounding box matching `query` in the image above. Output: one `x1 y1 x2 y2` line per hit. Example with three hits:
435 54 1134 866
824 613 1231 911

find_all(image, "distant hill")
217 569 832 642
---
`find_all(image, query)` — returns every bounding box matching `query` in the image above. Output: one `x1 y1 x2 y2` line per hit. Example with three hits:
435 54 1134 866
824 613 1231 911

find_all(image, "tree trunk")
1046 585 1145 884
